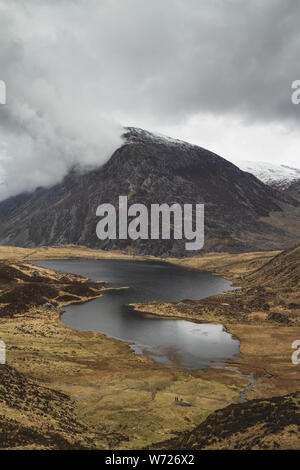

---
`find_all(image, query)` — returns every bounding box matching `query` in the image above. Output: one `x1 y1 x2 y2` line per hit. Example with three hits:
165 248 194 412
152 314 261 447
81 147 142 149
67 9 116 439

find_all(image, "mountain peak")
0 129 298 255
123 127 195 149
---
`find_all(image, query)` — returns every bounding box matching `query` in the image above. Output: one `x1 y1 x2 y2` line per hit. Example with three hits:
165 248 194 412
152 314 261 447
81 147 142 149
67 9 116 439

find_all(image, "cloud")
159 114 300 168
0 0 123 199
0 0 299 200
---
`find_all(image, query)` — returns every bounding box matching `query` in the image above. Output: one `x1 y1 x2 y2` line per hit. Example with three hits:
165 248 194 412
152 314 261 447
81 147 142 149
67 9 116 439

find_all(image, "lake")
33 259 240 369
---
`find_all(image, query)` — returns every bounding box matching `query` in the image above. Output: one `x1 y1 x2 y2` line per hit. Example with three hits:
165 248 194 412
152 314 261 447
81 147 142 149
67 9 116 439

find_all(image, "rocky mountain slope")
0 128 298 256
283 180 300 202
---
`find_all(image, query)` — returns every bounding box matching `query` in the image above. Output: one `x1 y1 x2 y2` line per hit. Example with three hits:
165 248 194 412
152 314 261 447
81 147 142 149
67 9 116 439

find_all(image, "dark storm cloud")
106 0 300 126
0 0 299 199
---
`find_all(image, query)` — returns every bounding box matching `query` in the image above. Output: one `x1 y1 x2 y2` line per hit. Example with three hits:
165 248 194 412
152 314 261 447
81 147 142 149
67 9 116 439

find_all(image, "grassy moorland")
0 244 298 449
138 244 300 449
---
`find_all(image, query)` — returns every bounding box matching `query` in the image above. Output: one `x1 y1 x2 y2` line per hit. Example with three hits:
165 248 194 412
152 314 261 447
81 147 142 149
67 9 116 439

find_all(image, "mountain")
0 127 299 256
232 160 300 189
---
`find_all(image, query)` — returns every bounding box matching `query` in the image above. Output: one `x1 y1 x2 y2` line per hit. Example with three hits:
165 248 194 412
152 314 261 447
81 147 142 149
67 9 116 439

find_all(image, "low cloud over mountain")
1 0 300 200
0 128 298 255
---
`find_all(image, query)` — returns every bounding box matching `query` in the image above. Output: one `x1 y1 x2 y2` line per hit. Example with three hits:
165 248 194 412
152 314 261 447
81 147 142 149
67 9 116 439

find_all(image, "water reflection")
34 259 240 369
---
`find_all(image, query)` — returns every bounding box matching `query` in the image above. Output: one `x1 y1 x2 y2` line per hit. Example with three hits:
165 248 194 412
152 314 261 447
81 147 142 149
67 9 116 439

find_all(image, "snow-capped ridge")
232 160 300 189
124 127 196 149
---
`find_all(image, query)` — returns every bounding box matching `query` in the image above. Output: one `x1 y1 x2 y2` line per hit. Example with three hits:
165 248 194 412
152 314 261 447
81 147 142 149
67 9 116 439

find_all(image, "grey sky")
0 0 299 199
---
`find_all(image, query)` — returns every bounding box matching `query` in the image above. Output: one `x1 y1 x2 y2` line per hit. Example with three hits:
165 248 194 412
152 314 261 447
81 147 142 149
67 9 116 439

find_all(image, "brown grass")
0 244 298 449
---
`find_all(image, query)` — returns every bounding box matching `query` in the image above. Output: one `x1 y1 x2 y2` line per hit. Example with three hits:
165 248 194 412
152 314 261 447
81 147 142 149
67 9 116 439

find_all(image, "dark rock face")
0 127 298 256
283 180 300 202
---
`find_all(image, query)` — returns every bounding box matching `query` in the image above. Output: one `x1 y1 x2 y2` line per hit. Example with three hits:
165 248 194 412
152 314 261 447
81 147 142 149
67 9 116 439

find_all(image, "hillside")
150 392 300 450
0 128 299 256
246 242 300 288
0 365 94 449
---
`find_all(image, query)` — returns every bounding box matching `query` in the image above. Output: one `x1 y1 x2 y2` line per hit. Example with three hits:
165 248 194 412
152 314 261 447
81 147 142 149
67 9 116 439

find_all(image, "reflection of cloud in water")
35 258 239 370
133 321 239 370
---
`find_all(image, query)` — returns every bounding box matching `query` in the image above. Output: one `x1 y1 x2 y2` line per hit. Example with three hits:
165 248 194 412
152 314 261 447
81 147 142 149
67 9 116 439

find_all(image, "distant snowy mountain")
232 160 300 189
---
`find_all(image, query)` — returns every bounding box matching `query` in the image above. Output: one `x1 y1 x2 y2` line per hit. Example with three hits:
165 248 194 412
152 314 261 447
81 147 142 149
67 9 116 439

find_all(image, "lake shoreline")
41 258 238 370
0 256 247 449
0 245 298 449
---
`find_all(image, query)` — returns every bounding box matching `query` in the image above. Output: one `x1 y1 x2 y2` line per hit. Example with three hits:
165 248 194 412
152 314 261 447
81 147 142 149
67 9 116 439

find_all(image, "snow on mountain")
124 127 194 149
231 160 300 189
126 130 300 190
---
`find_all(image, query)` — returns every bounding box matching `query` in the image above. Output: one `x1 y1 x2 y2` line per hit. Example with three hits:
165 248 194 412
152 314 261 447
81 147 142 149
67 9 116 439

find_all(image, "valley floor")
0 245 298 449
